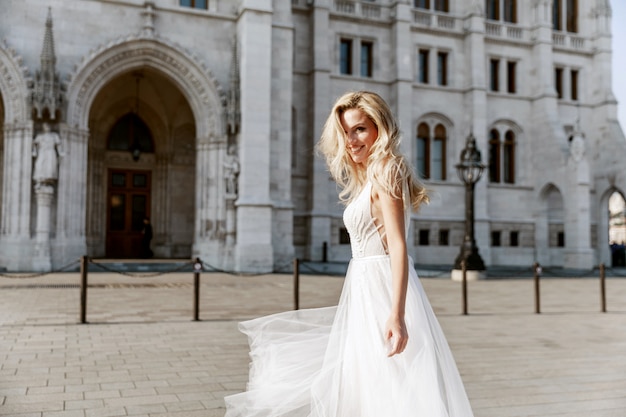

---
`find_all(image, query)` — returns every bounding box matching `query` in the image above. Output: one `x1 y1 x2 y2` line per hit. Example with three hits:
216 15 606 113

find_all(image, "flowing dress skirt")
224 255 474 417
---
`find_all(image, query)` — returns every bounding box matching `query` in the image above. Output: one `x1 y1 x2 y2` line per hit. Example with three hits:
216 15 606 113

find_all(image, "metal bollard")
462 260 468 316
193 258 202 321
600 263 606 313
293 258 300 310
534 262 541 314
80 255 88 324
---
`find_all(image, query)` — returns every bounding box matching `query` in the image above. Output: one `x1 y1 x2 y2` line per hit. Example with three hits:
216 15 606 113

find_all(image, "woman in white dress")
224 91 474 417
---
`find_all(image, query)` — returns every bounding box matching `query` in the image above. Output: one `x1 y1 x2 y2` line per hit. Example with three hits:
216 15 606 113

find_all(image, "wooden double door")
106 169 151 258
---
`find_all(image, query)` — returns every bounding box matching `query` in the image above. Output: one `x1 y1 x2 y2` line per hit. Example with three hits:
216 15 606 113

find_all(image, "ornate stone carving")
67 34 227 130
224 144 240 198
31 8 64 120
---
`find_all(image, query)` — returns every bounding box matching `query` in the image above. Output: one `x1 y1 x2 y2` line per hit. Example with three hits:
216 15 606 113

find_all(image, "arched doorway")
87 68 197 259
609 191 626 267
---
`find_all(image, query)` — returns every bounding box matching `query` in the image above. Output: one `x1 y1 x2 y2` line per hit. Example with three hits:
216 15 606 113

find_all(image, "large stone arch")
65 34 226 138
56 34 231 266
0 40 30 124
597 184 626 266
535 183 565 266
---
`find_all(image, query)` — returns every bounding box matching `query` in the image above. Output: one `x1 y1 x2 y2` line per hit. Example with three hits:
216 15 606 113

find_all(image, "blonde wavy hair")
317 91 429 211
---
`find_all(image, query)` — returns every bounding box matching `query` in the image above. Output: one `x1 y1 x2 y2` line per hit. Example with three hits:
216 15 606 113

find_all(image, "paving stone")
1 272 625 417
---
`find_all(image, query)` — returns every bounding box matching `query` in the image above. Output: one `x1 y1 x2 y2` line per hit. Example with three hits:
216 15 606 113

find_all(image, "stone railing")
485 21 527 42
552 32 586 51
332 0 389 21
412 10 460 32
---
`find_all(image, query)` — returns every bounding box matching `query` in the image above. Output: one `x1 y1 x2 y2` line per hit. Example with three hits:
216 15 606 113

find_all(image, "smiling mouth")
349 145 365 155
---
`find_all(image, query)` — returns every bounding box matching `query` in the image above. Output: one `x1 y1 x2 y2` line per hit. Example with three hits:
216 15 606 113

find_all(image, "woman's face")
340 108 378 166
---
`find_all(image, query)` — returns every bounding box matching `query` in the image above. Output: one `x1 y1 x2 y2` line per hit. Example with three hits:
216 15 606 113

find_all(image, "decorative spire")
31 7 64 120
227 36 241 135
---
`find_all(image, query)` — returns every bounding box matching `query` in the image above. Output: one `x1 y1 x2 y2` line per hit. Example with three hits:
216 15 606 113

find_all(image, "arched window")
489 126 517 184
415 122 447 180
108 113 154 153
416 123 429 179
432 124 446 181
503 130 515 183
489 129 500 183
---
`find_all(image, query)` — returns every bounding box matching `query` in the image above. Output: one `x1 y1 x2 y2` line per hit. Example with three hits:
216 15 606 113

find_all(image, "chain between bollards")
599 263 606 313
534 262 541 314
293 258 300 310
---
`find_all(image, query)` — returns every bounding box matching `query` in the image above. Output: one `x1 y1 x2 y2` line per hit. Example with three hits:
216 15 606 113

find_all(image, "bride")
224 91 474 417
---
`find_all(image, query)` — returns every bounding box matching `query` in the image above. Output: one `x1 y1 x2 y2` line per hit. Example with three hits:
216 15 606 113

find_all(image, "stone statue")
32 123 63 184
224 144 240 197
569 132 586 163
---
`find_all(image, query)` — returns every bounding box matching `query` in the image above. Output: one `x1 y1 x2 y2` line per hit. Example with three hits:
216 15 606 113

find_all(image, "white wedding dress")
224 182 474 417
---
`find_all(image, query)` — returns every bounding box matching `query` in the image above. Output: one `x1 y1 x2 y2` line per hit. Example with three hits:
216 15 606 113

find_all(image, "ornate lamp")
454 131 486 272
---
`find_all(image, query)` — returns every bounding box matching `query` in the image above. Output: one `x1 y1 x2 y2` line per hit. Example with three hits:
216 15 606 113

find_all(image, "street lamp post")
453 131 486 277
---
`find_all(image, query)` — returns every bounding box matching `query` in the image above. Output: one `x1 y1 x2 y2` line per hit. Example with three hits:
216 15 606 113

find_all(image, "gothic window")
180 0 207 9
437 52 448 86
434 0 449 12
416 123 429 178
491 230 502 247
418 49 429 83
553 0 578 33
489 127 516 184
487 0 516 23
486 0 499 20
570 69 579 101
340 39 353 75
555 67 564 98
503 130 515 184
489 129 501 182
415 121 447 180
360 41 373 77
507 61 516 93
490 59 499 91
108 113 154 153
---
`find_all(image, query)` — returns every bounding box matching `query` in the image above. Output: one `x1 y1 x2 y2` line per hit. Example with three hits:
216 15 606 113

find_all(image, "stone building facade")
0 0 624 272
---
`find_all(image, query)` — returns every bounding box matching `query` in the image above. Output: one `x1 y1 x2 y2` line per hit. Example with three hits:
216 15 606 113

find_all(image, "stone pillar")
234 0 274 272
193 139 225 269
33 183 55 271
0 122 34 271
563 134 594 269
308 0 332 261
270 0 295 269
54 124 87 268
461 6 491 268
390 2 415 255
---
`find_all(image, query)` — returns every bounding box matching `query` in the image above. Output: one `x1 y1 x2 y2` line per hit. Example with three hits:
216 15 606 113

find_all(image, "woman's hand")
384 315 408 357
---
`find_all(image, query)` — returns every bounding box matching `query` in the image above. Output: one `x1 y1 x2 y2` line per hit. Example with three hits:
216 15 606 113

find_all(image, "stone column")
33 183 55 271
234 0 274 272
461 6 491 268
390 2 414 255
54 124 87 268
0 122 33 271
308 0 332 262
270 0 295 269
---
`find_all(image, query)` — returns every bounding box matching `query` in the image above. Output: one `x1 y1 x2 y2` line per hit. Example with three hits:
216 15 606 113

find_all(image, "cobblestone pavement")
1 270 625 417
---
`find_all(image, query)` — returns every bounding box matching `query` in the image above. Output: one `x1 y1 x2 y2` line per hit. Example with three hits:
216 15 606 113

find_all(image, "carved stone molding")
66 34 227 140
0 39 31 123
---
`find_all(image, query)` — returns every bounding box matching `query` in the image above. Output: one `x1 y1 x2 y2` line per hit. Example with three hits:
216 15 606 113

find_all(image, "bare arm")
372 184 409 357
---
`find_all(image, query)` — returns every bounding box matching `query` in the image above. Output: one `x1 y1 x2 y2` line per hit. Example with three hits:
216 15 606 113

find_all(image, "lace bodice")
343 182 410 259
